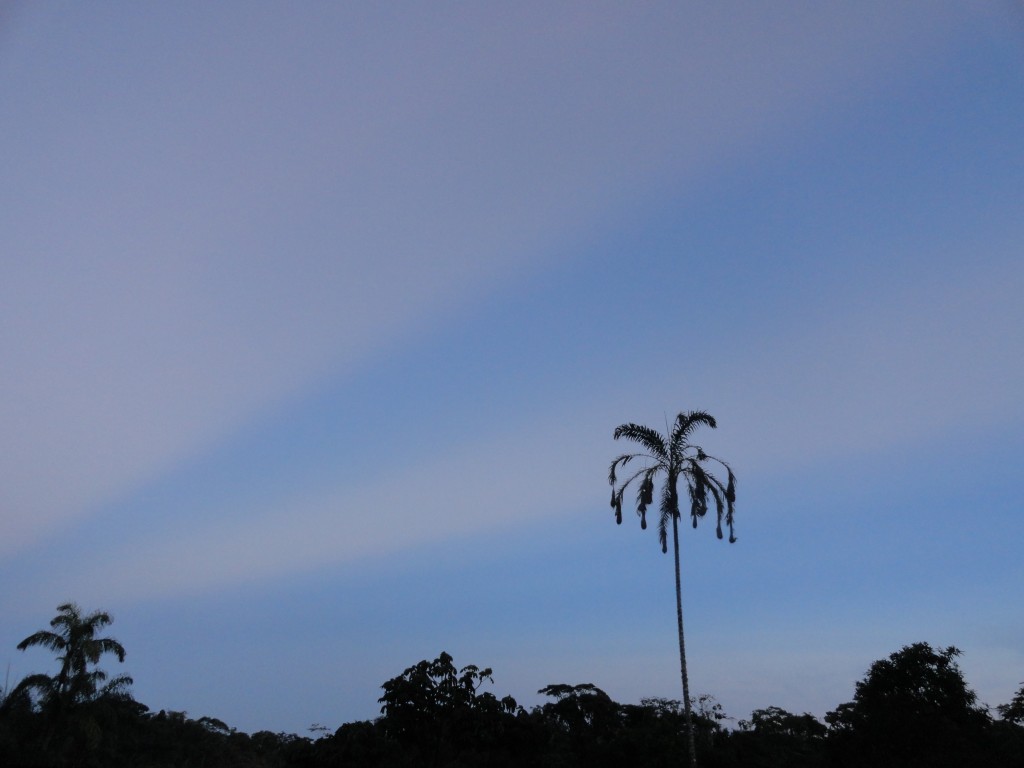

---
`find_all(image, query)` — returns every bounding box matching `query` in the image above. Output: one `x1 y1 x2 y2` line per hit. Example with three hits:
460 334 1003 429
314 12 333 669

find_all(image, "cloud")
51 412 604 604
0 2 977 557
34 224 1021 605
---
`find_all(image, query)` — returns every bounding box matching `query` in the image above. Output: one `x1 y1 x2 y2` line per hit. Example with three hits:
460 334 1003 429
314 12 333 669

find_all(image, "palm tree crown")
15 602 131 708
609 410 736 548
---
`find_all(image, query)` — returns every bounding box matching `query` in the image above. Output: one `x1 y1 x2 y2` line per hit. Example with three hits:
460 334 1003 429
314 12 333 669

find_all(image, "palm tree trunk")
673 513 698 768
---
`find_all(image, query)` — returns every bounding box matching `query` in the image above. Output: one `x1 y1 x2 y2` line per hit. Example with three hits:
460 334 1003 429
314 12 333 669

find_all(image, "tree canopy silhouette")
999 682 1024 725
825 642 991 768
3 614 1022 768
13 601 132 711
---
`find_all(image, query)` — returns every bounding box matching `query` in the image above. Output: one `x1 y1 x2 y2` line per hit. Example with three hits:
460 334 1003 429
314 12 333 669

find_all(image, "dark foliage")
373 651 525 767
731 706 827 768
824 642 992 768
3 606 1023 768
999 681 1024 725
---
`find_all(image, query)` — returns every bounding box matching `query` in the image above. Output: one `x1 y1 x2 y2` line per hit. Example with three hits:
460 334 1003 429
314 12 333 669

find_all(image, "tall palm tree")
14 602 131 711
608 411 736 768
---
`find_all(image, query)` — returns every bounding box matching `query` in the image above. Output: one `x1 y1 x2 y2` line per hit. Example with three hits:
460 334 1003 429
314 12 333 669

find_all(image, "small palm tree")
608 411 736 768
13 602 131 711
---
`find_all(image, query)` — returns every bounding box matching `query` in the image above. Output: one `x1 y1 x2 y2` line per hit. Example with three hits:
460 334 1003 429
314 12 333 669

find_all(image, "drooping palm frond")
608 452 642 486
635 470 659 529
695 456 737 542
9 673 56 705
611 487 623 524
89 637 126 664
17 631 66 654
613 423 668 459
724 467 737 543
686 460 710 526
705 481 725 540
611 462 661 527
641 474 655 506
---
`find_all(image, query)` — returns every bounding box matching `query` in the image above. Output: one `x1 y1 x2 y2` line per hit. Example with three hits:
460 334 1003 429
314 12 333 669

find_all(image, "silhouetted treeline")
2 605 1023 767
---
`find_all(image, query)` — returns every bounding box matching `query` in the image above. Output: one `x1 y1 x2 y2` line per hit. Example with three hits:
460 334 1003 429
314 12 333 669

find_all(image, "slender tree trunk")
673 513 698 768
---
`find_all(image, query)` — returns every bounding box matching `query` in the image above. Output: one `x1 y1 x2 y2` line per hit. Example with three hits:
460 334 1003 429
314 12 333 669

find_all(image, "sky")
1 0 1023 736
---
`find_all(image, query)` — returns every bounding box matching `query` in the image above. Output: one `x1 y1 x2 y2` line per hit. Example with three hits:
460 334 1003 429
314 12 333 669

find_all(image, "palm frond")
10 673 55 698
706 482 725 539
697 452 733 483
641 473 655 506
613 464 664 530
613 423 668 459
692 454 737 541
636 472 658 529
724 465 736 542
53 602 82 622
704 458 737 540
82 609 114 632
670 410 716 447
635 473 656 509
608 453 641 485
725 486 737 543
94 637 126 664
687 461 709 523
16 631 64 654
615 464 657 494
99 673 134 699
608 455 623 485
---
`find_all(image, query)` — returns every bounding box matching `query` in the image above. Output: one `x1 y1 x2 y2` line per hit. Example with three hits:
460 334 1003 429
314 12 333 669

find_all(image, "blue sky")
2 1 1022 735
